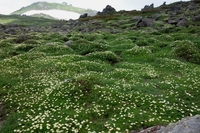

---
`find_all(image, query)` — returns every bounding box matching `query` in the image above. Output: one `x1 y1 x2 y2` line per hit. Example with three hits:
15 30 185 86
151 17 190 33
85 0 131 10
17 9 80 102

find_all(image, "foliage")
11 2 97 15
191 0 200 3
70 42 109 55
0 2 200 132
86 51 121 64
174 40 200 64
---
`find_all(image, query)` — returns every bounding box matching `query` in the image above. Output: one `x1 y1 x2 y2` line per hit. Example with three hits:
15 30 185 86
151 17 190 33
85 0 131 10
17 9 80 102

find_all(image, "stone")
170 5 181 11
151 14 162 20
192 15 200 22
142 3 154 11
79 13 88 19
167 17 189 27
157 115 200 133
162 2 166 6
98 5 116 15
176 18 189 27
136 18 155 28
131 125 165 133
187 5 195 10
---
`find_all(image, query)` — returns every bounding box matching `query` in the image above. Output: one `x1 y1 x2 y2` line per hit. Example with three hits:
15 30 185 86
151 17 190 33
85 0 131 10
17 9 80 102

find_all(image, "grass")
0 2 200 132
0 14 57 26
0 29 199 133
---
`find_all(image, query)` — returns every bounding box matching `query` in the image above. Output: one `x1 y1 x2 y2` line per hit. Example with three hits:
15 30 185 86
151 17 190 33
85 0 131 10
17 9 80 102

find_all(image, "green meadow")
0 2 200 132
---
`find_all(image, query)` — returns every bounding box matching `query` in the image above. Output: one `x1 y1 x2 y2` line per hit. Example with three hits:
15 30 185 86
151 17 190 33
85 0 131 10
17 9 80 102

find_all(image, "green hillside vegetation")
0 14 58 26
0 1 200 132
30 13 56 20
11 2 97 15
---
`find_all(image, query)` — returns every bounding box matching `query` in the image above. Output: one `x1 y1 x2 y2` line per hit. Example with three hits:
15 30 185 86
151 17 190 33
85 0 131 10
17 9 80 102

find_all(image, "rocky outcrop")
136 18 155 28
157 115 200 133
79 13 88 19
97 5 116 15
192 15 200 22
142 3 154 11
131 115 200 133
166 17 189 27
131 126 164 133
161 2 166 6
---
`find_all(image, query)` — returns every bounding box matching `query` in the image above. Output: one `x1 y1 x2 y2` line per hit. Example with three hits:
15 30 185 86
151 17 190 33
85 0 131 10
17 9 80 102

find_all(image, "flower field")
0 30 200 132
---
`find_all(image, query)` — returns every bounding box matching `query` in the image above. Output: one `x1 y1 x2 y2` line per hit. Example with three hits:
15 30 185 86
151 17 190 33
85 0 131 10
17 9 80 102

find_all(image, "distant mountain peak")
11 1 97 20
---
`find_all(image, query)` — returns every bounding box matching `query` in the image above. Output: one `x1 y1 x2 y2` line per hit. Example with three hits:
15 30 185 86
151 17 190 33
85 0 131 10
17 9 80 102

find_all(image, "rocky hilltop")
0 1 200 34
11 2 97 20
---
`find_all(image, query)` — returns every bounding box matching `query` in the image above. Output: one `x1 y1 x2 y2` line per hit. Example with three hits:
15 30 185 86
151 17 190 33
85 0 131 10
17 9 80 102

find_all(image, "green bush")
174 40 200 64
70 43 109 55
14 34 30 43
86 51 121 64
15 44 36 53
73 75 99 95
31 45 74 56
121 46 152 57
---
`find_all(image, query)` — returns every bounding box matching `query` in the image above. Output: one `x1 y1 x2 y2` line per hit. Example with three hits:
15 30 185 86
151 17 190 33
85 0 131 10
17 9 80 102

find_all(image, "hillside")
0 0 200 133
11 2 97 19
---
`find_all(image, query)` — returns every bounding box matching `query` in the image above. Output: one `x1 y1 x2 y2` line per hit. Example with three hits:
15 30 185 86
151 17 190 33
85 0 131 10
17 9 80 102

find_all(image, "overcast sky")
0 0 188 15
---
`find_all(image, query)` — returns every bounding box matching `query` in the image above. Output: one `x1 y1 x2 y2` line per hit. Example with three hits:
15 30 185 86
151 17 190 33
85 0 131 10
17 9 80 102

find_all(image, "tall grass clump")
173 40 200 64
86 51 121 64
70 42 109 55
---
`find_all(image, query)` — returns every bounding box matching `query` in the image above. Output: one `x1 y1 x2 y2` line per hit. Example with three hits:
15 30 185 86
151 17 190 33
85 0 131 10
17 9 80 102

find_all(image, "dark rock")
176 18 189 27
162 2 166 6
61 25 68 30
187 5 195 10
192 15 200 22
157 115 200 133
167 17 189 27
136 18 155 28
0 24 5 30
98 5 116 15
151 14 162 20
167 19 178 25
79 13 88 19
170 10 182 16
96 11 101 15
142 3 154 11
131 125 164 133
170 4 182 11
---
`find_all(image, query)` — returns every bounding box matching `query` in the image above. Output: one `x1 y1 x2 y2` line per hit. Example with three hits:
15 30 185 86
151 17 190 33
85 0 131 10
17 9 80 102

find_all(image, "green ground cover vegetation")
0 29 199 132
0 1 200 132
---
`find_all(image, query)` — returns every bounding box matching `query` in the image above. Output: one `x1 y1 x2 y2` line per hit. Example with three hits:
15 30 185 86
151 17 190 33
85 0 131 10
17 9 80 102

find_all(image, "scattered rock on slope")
157 115 200 133
136 18 155 28
79 13 88 19
131 115 200 133
97 5 116 15
142 3 154 11
166 17 189 27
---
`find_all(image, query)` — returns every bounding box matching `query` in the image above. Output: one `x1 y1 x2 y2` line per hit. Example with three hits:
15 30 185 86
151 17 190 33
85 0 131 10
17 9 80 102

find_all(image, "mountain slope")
11 2 97 19
0 1 200 133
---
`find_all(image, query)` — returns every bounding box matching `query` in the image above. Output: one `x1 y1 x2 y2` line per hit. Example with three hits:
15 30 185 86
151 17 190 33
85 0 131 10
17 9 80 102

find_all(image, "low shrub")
70 43 109 55
14 34 30 43
122 46 152 57
86 51 121 64
31 45 74 56
174 40 200 64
